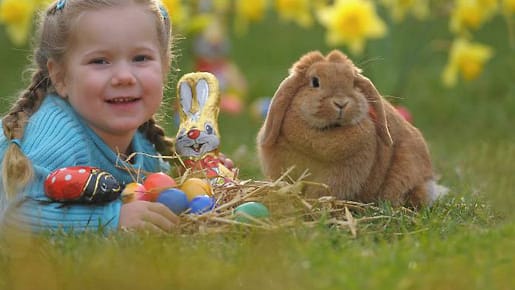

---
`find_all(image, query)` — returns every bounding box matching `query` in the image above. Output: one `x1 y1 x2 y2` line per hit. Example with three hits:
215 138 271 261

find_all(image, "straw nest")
120 153 417 237
175 168 416 237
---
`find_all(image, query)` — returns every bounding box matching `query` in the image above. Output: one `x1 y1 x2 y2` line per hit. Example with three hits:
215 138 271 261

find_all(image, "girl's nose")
111 63 136 86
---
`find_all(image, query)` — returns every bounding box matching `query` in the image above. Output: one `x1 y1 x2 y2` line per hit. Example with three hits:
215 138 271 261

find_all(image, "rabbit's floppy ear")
354 75 394 146
260 75 301 146
260 51 324 147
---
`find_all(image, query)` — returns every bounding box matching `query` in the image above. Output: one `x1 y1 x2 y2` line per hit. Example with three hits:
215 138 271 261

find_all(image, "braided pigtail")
139 117 175 158
2 69 49 198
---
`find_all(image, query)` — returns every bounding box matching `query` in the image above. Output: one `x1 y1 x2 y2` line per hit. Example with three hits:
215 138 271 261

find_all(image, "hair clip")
159 5 168 20
56 0 66 11
10 139 22 148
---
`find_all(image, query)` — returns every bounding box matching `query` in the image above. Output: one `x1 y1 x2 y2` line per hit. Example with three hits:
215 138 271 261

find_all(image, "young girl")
0 0 180 233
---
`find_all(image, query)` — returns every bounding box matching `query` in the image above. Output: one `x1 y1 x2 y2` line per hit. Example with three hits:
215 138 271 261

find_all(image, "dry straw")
118 153 417 237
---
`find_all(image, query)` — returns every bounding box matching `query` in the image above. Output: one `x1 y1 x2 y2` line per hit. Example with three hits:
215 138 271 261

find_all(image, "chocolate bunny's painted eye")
311 77 320 88
205 124 214 135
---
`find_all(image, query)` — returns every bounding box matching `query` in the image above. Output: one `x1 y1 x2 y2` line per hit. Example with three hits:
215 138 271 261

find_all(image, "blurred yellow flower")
0 0 36 46
503 0 515 13
317 0 386 54
211 0 231 13
234 0 268 34
450 0 498 34
381 0 429 22
442 38 493 87
275 0 313 27
161 0 189 31
36 0 53 6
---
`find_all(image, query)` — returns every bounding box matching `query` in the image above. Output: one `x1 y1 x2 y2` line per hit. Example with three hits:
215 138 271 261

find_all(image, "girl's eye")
134 55 150 62
89 58 108 65
311 77 320 88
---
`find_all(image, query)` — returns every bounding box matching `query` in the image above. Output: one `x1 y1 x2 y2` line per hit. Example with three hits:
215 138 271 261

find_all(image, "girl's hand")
119 200 180 233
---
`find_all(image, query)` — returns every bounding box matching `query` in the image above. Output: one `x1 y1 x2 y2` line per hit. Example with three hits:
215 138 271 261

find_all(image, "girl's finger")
149 202 180 225
131 220 163 234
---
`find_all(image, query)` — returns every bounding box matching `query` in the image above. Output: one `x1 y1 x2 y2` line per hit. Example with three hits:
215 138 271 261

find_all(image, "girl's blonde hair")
1 0 175 198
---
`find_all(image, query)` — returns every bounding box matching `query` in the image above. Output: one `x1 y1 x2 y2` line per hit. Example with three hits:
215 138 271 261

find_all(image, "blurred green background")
1 11 514 193
1 6 515 290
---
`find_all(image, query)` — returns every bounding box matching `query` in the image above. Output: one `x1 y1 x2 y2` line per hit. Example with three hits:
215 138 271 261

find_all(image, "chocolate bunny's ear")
196 78 209 111
176 72 221 127
354 74 394 146
179 81 194 119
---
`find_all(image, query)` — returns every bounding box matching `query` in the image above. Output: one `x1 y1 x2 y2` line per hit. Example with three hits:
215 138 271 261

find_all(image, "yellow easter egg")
121 182 149 203
180 178 213 201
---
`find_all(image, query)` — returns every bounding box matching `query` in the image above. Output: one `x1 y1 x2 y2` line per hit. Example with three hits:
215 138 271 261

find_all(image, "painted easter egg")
189 195 215 214
180 178 213 201
234 202 270 223
220 94 244 115
156 188 190 214
143 172 177 201
44 166 121 203
121 182 150 203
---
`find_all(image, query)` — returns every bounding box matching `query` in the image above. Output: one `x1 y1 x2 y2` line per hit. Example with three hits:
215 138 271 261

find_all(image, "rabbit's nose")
187 129 201 140
333 99 349 110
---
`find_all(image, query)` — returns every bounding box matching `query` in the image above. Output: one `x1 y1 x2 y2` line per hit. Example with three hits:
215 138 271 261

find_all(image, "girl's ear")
47 59 67 98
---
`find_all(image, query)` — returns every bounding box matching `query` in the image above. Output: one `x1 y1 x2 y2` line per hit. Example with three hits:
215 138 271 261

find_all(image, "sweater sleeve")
1 96 121 233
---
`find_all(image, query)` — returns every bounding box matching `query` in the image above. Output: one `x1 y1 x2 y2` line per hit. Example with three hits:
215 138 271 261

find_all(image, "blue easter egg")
189 195 215 214
156 188 189 214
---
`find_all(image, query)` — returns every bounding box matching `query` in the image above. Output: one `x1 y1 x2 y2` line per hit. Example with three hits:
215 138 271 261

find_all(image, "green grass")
1 13 515 290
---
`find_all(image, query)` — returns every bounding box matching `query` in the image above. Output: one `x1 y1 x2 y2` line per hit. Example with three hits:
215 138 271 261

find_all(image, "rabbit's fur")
257 50 439 207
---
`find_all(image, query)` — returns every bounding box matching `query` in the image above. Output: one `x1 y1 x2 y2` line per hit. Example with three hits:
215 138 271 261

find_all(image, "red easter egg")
143 172 177 200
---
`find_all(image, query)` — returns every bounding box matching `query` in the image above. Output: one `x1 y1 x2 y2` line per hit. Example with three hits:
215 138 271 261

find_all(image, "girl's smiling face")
49 4 165 153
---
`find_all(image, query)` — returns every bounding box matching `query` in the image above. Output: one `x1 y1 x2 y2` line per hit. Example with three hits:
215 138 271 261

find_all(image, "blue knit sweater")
0 94 170 232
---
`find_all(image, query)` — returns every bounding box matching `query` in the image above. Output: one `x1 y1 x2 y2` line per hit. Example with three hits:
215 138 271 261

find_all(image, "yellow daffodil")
450 0 498 34
161 0 189 31
36 0 53 6
442 38 493 87
381 0 429 22
275 0 313 27
212 0 231 14
0 0 36 46
317 0 386 55
503 0 515 13
234 0 268 35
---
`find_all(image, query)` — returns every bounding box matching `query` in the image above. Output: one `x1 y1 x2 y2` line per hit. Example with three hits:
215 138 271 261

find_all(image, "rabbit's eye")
205 124 214 135
311 77 320 88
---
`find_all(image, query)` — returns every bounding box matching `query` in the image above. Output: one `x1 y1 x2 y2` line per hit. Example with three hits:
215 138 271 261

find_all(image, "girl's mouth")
106 97 140 104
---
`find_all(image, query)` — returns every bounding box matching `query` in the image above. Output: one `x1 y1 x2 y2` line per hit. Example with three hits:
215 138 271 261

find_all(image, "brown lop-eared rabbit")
257 50 447 207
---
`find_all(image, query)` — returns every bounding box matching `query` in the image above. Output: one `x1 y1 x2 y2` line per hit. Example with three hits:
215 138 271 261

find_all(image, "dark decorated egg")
44 166 122 203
